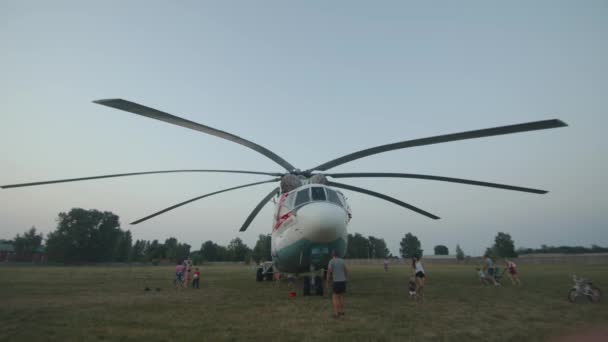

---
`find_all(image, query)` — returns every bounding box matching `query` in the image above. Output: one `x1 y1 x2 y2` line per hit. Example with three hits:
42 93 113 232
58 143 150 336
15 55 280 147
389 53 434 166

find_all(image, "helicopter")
2 99 567 291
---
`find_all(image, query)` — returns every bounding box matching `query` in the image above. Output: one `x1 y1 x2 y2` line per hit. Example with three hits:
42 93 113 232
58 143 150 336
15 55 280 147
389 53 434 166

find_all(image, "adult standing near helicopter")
327 250 348 318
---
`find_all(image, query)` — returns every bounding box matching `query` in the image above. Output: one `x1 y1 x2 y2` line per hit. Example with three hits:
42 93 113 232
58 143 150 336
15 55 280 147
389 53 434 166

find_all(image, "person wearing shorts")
327 251 348 318
412 256 426 300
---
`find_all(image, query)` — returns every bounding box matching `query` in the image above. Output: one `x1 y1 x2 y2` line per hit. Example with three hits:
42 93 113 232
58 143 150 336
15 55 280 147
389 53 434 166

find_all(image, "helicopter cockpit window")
326 188 343 207
294 189 311 207
311 187 326 201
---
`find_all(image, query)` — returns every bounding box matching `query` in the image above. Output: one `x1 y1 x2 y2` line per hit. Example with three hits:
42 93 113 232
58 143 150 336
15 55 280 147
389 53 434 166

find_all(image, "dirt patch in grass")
551 326 608 342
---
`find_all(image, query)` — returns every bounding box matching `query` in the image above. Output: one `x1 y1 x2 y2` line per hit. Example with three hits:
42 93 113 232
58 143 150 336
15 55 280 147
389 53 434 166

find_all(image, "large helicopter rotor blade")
327 181 439 220
326 172 547 194
1 169 284 189
131 178 280 225
239 187 280 232
308 119 567 172
93 99 297 172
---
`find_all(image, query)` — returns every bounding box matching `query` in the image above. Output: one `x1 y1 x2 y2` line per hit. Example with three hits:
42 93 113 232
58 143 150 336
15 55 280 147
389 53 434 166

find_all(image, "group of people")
477 255 522 286
325 252 524 318
326 252 427 318
174 258 201 289
172 251 520 317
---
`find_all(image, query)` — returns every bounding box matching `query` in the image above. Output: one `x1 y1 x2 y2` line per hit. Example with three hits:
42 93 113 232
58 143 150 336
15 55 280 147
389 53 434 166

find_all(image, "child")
477 267 490 286
505 259 521 286
408 277 417 299
192 267 201 289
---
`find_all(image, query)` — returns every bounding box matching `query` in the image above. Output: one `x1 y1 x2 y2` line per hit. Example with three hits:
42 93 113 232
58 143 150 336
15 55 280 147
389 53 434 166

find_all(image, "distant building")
0 240 46 262
0 241 15 262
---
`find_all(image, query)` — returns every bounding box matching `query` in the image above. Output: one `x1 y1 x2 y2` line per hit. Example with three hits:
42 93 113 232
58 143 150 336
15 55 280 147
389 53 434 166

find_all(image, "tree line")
4 208 605 263
516 245 608 255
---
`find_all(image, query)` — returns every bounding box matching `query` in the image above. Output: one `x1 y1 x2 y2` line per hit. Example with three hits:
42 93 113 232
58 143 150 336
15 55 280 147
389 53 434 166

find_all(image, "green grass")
1 263 607 341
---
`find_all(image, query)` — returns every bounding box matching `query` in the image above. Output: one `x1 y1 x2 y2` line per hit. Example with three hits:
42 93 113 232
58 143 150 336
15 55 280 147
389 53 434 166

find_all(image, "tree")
200 240 220 261
175 242 191 262
227 237 251 262
130 239 148 262
434 245 449 255
368 236 389 258
46 208 123 262
251 234 272 263
400 232 422 259
164 237 179 261
492 232 517 258
347 233 369 258
146 239 166 261
455 244 464 260
216 245 230 261
13 226 44 261
113 230 132 262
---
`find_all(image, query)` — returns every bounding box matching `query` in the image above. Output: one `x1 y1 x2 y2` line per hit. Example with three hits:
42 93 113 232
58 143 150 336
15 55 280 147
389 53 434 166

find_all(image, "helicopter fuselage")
271 184 350 273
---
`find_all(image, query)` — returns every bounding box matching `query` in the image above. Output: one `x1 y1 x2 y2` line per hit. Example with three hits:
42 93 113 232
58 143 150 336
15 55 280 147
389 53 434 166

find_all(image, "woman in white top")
411 256 426 300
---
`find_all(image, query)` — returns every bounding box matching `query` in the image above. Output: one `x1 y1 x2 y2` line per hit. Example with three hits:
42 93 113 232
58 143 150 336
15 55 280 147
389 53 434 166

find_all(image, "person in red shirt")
505 259 521 286
192 267 201 289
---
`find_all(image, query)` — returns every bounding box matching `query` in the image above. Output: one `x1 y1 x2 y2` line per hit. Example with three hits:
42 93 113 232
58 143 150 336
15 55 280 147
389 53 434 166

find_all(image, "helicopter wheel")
588 286 601 303
314 276 324 296
303 276 311 296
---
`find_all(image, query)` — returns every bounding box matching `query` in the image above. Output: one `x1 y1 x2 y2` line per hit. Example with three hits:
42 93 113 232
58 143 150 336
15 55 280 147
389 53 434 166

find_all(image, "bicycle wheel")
588 286 601 303
568 289 579 303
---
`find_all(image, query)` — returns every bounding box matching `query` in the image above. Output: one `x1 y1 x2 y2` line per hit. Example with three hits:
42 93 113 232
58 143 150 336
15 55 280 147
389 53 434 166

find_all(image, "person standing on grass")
384 257 389 272
184 258 193 286
504 259 521 286
326 250 348 318
192 267 201 289
411 256 426 301
174 261 186 289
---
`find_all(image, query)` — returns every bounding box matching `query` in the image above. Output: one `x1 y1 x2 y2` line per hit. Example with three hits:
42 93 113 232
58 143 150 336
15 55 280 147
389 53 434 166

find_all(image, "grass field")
1 263 607 341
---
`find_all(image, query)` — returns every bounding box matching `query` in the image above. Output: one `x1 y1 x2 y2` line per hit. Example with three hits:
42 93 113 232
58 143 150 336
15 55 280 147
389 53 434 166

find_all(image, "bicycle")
568 275 601 303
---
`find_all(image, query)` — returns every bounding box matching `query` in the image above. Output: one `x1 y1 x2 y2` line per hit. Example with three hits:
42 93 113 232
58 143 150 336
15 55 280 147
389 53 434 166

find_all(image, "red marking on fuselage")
274 212 292 230
273 193 291 231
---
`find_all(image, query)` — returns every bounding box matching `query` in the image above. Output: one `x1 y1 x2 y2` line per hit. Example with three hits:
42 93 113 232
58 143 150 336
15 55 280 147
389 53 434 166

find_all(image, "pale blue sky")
1 0 606 256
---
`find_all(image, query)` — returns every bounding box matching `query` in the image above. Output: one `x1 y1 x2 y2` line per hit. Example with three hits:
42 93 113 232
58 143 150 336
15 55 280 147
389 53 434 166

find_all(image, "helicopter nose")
296 202 348 243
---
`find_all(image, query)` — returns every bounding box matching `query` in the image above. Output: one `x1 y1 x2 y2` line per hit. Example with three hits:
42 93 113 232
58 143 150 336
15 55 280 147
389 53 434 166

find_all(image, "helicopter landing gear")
303 267 325 296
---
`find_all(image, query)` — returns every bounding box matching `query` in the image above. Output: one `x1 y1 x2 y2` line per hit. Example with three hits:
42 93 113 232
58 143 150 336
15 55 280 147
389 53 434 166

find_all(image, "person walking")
326 250 348 318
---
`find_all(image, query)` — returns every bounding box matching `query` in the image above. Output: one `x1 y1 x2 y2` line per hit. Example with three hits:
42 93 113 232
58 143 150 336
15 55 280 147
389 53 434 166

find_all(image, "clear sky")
1 0 606 256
